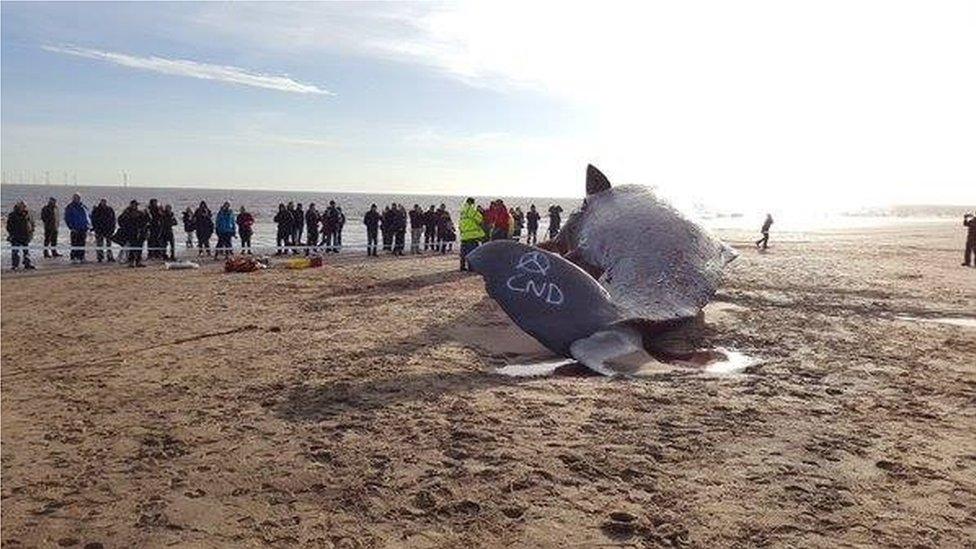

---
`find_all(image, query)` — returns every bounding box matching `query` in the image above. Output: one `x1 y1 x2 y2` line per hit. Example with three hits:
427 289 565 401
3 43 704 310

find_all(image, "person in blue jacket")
63 193 90 263
214 201 237 260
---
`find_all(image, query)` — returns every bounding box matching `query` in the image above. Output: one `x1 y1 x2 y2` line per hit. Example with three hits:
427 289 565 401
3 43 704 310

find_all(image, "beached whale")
466 165 738 375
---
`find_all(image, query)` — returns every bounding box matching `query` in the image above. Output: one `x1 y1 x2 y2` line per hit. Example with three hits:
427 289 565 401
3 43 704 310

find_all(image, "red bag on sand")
225 256 261 273
309 256 324 268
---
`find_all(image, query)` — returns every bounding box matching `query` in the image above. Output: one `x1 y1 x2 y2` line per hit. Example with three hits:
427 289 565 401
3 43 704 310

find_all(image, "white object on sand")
164 260 200 270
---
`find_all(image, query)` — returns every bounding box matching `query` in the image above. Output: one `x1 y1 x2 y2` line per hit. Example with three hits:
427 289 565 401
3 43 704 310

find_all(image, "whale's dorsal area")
556 165 738 323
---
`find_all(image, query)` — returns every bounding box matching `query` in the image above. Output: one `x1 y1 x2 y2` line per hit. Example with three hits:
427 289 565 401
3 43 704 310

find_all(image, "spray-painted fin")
466 241 664 374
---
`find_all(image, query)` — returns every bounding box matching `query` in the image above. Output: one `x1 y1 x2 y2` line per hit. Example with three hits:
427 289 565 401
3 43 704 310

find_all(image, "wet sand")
2 223 974 547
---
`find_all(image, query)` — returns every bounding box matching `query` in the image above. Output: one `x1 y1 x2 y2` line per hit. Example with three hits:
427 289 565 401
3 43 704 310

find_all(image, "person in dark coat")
336 206 346 251
273 203 292 255
304 203 320 255
146 198 163 259
285 202 298 254
91 198 117 263
182 207 195 249
963 212 976 267
6 201 36 270
423 205 438 251
436 204 454 253
322 201 341 253
380 205 393 253
409 204 424 254
237 206 255 255
755 213 773 250
547 204 563 240
363 204 381 257
193 201 214 256
392 204 407 256
40 197 62 258
117 200 149 267
160 204 178 260
526 204 540 244
293 203 305 253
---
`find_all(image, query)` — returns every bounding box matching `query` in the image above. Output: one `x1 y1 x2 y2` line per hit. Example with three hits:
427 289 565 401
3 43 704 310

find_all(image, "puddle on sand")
896 316 976 329
495 348 758 377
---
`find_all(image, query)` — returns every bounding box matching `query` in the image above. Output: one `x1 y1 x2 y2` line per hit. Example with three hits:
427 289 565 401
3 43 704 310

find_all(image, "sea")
0 183 967 263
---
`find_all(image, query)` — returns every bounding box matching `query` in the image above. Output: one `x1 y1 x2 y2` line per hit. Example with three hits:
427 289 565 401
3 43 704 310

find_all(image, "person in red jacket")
488 200 510 240
237 206 255 255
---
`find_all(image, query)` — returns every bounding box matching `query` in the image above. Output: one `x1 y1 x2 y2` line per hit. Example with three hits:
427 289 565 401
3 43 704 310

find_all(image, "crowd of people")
4 193 569 271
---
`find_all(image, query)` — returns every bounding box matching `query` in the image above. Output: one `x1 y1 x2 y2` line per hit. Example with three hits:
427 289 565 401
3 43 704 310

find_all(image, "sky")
1 1 974 210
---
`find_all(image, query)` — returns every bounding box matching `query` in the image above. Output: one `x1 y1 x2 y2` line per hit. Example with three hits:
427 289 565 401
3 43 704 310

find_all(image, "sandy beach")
1 223 973 548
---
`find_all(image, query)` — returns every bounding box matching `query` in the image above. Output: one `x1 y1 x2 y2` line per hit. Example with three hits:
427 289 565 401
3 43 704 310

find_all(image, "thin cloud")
42 44 333 96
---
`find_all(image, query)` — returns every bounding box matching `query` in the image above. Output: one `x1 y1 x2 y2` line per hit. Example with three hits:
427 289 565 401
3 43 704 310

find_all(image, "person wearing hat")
6 201 36 270
117 200 148 267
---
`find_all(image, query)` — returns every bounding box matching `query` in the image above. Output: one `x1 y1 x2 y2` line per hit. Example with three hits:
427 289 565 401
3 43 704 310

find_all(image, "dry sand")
2 223 974 547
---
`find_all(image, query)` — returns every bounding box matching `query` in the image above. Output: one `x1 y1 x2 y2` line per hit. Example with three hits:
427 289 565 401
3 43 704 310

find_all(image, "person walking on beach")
459 197 486 271
547 204 563 240
64 193 90 263
117 200 148 267
963 212 976 267
304 203 319 255
160 205 177 260
364 204 381 257
7 201 36 271
237 206 255 255
274 203 292 255
193 201 214 256
182 207 195 249
91 198 117 263
409 204 424 254
215 202 236 260
755 213 774 250
40 197 62 258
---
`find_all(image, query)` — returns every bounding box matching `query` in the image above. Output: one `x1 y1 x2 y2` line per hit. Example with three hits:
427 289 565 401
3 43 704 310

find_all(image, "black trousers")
276 229 290 254
756 231 770 249
160 231 175 259
216 232 233 256
382 230 391 251
127 239 145 265
197 232 212 254
366 227 378 256
305 230 318 255
240 230 252 253
43 227 59 256
95 233 115 262
965 236 975 266
527 228 537 244
424 229 436 250
10 238 32 268
70 230 87 260
393 230 405 255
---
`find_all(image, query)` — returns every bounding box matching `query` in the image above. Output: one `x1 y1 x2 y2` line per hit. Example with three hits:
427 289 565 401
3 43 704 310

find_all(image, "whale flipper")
569 326 675 376
465 241 623 359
